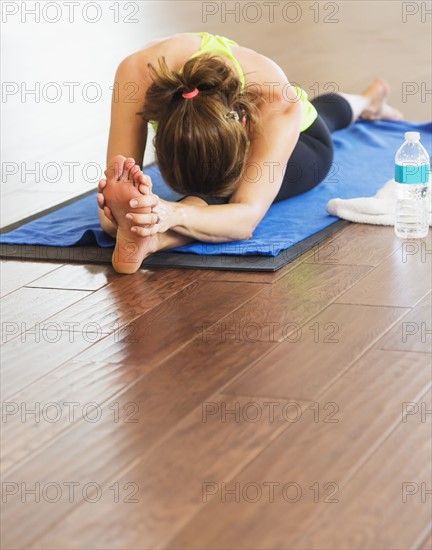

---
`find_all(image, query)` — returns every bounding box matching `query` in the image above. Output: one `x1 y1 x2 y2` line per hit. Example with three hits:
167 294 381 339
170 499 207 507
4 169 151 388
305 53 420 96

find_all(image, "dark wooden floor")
1 223 431 549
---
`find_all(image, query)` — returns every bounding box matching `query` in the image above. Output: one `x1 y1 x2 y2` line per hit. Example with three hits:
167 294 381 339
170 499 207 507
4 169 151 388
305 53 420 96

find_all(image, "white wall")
1 1 173 226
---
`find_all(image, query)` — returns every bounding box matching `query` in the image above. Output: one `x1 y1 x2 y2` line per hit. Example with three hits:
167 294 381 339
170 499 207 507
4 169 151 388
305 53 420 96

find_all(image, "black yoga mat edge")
0 219 350 272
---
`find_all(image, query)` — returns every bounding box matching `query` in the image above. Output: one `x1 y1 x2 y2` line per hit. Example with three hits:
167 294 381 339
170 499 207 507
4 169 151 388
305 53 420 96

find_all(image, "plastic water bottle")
394 132 430 239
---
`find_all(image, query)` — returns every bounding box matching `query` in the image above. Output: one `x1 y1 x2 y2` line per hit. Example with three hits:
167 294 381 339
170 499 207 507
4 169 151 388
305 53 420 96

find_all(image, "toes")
375 78 390 96
129 165 141 183
143 174 153 192
104 206 116 223
96 193 105 208
132 170 151 194
104 155 126 182
98 178 107 192
122 157 136 181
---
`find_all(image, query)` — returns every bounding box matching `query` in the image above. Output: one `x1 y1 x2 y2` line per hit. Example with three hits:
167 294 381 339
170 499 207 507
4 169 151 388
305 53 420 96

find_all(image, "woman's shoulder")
127 33 202 66
231 46 291 92
120 33 290 98
115 34 200 84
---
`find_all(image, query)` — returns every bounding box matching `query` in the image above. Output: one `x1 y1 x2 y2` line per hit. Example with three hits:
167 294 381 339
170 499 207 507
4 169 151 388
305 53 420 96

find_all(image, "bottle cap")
405 132 420 142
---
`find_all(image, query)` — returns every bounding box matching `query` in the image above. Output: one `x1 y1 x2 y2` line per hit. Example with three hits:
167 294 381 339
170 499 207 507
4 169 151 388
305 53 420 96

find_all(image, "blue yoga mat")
1 120 431 257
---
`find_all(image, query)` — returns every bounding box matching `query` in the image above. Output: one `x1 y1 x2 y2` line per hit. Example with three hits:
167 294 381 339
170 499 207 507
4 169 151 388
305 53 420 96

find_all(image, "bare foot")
97 178 117 229
103 155 160 274
360 78 404 121
97 169 150 227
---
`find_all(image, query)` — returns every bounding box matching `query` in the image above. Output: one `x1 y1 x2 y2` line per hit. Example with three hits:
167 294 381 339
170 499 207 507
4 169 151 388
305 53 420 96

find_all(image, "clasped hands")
97 171 177 237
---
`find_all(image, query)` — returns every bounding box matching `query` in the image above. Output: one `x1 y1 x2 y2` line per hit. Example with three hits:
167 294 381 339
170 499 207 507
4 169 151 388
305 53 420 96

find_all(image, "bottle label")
395 163 430 184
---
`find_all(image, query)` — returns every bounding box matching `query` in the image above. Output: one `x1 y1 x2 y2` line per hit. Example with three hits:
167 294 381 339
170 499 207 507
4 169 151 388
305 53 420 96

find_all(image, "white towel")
326 178 432 226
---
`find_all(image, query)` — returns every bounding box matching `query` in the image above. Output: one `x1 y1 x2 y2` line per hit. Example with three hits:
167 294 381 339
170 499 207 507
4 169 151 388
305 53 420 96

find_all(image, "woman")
97 31 403 273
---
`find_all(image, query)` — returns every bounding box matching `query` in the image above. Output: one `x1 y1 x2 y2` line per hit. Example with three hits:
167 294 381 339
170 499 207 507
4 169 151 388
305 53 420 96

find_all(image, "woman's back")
143 32 317 133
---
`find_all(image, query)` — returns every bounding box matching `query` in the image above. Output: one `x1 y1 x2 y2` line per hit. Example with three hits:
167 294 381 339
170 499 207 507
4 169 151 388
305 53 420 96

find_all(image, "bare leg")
339 78 404 123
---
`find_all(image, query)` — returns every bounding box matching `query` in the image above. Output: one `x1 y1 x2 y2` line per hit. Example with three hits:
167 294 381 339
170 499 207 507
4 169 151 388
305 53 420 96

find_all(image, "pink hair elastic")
182 88 199 99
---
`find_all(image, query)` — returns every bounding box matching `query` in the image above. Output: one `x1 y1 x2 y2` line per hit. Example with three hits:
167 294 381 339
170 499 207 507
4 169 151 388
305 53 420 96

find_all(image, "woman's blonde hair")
140 52 262 197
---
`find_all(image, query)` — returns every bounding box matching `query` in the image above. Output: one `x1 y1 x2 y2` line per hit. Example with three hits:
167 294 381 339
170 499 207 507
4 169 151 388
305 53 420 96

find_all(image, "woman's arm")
98 51 155 232
105 54 152 165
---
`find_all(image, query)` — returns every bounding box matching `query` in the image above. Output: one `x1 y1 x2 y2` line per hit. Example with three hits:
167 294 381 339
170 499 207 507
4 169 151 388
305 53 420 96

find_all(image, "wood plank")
0 260 62 297
199 221 387 286
224 303 409 401
196 262 371 344
44 267 209 335
66 339 273 455
74 279 267 364
377 292 432 353
5 267 364 484
1 385 152 549
1 287 91 342
168 350 431 549
1 332 103 400
0 283 271 484
291 389 432 550
1 316 274 475
25 264 118 291
200 240 313 284
1 336 274 547
1 360 144 475
25 395 309 550
305 224 402 267
73 262 370 371
335 234 431 307
201 269 285 284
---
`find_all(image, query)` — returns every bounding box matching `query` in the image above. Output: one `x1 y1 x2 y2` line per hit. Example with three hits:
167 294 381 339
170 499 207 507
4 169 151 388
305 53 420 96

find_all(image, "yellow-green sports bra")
149 31 317 133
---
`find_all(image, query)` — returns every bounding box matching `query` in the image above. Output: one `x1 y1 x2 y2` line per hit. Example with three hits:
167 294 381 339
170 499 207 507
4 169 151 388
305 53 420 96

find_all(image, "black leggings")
181 93 353 205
